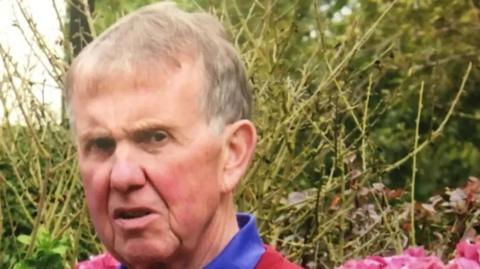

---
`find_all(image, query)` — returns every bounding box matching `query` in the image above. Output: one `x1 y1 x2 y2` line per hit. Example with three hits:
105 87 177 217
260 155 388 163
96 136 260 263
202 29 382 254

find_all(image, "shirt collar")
203 213 265 269
119 213 265 269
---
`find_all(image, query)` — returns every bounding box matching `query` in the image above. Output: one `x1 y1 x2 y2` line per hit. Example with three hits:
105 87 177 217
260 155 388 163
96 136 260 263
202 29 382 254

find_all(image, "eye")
90 137 116 152
136 130 168 145
150 131 167 142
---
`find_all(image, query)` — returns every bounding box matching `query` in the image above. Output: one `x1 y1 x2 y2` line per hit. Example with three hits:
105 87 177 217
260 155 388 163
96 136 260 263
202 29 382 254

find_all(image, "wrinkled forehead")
70 52 186 102
65 44 212 134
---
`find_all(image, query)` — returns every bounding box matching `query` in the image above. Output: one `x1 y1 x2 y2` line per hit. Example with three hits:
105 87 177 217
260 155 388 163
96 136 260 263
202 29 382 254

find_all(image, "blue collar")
204 213 265 269
119 213 265 269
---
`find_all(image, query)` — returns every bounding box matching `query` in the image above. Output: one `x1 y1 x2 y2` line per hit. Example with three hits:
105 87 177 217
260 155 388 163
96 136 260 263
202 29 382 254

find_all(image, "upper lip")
113 207 155 219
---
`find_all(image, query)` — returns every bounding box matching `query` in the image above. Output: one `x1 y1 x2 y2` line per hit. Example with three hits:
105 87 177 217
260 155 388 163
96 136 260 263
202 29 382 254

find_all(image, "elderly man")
67 2 302 269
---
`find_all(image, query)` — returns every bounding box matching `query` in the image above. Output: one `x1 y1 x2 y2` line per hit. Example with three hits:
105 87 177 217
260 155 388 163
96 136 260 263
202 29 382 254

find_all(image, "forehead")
70 55 208 132
72 53 206 101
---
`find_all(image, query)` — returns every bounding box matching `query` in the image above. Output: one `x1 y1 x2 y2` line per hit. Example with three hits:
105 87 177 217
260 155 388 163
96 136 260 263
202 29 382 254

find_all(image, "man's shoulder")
256 245 304 269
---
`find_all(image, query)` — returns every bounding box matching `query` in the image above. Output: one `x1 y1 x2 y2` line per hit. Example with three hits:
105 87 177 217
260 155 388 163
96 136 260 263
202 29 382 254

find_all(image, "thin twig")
384 62 472 173
410 81 424 246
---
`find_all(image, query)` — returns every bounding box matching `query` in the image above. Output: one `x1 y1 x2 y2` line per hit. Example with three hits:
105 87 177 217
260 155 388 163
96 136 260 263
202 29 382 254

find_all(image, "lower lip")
114 213 159 230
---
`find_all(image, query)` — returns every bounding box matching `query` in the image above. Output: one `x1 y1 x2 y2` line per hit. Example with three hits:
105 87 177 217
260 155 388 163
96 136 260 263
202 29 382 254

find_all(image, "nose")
110 147 146 193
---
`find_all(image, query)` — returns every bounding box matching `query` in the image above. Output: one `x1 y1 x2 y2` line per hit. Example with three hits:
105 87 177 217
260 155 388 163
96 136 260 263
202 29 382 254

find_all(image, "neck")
167 195 239 269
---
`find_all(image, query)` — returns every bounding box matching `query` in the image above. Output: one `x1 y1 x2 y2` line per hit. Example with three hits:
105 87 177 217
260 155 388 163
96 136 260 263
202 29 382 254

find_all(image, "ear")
220 120 257 193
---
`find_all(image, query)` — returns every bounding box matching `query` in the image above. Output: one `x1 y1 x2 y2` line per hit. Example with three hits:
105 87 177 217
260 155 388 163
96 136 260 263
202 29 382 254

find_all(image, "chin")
113 238 180 268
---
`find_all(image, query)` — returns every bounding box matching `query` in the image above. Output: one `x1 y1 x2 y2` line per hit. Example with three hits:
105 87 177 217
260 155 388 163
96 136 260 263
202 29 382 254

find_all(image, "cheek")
81 163 109 210
151 166 196 210
80 162 113 244
149 157 221 225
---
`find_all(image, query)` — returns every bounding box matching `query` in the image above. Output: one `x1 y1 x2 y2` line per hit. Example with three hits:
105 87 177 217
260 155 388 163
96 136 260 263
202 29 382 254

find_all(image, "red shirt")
256 245 304 269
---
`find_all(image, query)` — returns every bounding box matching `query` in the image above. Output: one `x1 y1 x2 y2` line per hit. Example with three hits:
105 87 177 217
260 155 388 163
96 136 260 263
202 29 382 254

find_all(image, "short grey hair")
65 1 251 131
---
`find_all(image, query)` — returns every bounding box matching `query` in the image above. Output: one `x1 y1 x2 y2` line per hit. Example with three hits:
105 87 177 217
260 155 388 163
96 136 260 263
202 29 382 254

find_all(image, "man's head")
66 1 251 132
65 2 256 268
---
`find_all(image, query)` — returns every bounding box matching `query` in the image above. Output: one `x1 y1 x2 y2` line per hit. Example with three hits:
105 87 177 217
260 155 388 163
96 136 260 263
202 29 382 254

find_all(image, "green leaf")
51 245 68 257
17 235 31 246
13 262 32 269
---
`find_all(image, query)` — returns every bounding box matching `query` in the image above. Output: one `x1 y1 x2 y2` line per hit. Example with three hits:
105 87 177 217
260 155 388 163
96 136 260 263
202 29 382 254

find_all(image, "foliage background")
1 0 479 268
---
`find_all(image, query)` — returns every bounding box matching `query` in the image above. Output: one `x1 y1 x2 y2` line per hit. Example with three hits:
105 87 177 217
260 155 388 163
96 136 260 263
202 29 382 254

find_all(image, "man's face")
72 57 227 267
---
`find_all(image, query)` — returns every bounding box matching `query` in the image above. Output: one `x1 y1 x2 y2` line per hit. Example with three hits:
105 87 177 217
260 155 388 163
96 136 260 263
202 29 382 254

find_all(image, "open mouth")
112 207 158 229
114 208 152 220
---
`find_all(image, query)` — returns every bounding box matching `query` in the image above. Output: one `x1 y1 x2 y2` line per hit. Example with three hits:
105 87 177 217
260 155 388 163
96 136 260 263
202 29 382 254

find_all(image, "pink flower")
337 258 385 269
76 253 120 269
455 241 480 262
383 248 444 269
337 241 480 269
446 257 480 269
446 241 480 269
403 247 426 257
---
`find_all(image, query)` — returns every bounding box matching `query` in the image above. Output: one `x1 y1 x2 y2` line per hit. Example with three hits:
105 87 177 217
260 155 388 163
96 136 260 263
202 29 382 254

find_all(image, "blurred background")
1 0 479 268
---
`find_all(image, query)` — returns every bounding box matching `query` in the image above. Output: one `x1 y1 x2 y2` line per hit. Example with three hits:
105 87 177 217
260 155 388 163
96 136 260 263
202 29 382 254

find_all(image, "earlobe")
221 120 257 193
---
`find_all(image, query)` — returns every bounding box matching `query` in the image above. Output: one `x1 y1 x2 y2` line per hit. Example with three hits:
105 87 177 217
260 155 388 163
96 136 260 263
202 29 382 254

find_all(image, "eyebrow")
77 119 175 143
124 119 172 137
79 128 112 143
